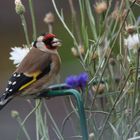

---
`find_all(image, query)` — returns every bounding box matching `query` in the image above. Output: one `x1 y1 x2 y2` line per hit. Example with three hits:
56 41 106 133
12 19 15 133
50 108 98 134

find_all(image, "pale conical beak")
51 38 62 47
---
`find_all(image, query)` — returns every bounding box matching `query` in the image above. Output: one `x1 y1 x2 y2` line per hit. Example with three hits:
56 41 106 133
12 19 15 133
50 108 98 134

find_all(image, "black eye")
43 38 53 46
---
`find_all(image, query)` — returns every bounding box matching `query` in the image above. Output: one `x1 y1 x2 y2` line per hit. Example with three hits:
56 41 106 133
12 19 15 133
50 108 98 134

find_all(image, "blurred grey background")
0 0 82 139
1 0 139 139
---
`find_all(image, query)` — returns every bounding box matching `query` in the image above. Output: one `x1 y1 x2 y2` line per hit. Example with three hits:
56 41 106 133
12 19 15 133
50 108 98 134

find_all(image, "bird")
0 33 62 110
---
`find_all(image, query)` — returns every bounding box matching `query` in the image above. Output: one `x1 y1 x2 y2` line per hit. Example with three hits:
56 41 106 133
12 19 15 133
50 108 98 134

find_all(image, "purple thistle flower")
65 75 79 88
78 72 88 88
65 72 88 89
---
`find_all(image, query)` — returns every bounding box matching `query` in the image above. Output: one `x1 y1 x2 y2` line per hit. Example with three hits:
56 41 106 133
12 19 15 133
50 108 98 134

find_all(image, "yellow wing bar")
19 71 41 91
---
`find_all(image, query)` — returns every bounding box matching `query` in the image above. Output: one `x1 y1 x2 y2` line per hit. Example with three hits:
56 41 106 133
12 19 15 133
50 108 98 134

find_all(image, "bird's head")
32 33 61 52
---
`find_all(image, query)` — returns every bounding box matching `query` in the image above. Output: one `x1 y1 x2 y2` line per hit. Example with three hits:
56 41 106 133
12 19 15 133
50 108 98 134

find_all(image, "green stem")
23 84 89 139
52 0 78 46
17 117 31 140
21 101 40 126
38 103 49 139
46 89 89 140
20 14 30 47
89 0 137 111
35 99 41 140
43 101 64 140
98 70 132 140
68 0 82 43
126 116 140 139
28 0 37 40
52 0 86 66
132 49 140 117
48 24 53 33
85 0 97 41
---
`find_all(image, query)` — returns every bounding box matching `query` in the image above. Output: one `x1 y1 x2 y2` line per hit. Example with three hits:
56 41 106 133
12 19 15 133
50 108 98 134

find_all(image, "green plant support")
39 84 89 140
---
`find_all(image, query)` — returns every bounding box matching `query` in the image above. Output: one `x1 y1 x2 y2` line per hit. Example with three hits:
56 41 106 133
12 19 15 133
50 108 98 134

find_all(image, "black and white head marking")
32 33 61 53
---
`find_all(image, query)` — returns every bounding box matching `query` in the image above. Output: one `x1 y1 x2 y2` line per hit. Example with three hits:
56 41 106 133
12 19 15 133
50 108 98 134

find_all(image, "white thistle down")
89 133 94 140
15 0 22 5
9 47 30 67
124 33 140 50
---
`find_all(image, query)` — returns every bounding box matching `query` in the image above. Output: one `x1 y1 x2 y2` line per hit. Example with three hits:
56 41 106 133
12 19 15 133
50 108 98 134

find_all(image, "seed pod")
44 12 55 24
15 0 25 15
92 83 105 94
125 25 136 34
11 110 19 118
71 46 85 58
94 1 107 14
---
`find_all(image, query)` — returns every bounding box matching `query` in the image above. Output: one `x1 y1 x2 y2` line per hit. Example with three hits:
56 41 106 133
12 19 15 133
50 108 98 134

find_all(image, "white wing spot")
8 81 12 84
9 89 13 92
0 98 9 105
12 81 16 85
13 73 16 77
17 74 21 77
6 88 8 91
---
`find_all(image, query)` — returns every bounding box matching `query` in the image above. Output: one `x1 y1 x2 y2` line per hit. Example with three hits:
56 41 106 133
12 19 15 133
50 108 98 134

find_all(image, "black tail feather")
0 94 13 110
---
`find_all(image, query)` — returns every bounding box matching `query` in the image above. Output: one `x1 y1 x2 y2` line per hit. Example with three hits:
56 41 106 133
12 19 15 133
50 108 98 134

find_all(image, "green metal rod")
47 89 89 140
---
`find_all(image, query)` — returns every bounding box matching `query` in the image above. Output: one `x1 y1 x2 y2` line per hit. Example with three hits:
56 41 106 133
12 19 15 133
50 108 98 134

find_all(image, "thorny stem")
20 14 30 47
28 0 37 40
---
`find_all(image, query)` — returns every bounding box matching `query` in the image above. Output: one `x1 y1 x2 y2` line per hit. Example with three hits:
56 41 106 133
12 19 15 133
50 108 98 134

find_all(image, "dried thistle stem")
28 0 37 40
20 14 30 47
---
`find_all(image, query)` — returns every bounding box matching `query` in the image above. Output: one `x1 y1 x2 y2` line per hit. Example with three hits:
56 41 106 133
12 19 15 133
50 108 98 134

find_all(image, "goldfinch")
0 33 61 110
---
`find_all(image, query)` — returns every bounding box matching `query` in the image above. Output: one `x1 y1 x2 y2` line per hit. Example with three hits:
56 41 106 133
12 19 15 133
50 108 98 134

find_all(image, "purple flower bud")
78 72 88 88
65 72 88 89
